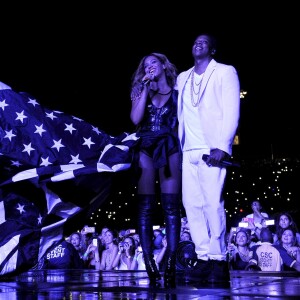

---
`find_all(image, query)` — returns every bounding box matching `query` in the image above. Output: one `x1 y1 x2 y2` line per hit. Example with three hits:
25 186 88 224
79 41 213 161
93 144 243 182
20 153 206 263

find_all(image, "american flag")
0 83 138 276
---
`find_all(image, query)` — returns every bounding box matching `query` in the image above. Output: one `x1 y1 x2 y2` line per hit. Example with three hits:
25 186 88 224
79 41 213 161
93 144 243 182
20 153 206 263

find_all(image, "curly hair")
131 52 177 88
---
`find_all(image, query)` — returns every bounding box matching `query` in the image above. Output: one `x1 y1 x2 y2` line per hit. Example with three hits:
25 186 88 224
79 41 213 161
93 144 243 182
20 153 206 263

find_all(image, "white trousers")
182 149 227 261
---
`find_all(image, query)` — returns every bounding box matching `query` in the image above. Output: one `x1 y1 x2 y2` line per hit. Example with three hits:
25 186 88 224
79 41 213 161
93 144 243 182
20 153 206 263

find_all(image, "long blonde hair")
131 52 177 89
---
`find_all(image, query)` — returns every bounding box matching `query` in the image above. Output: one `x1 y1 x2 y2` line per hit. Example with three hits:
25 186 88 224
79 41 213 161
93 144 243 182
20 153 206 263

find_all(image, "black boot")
161 193 181 288
137 194 161 282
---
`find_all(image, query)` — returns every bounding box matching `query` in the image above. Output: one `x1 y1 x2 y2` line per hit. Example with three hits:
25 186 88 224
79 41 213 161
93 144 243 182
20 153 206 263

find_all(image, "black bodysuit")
135 90 180 174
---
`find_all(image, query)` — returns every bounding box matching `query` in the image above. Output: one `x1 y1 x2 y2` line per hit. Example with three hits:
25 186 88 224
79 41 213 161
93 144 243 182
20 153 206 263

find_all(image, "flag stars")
0 99 9 111
46 112 58 120
40 156 52 167
27 98 40 107
92 126 102 135
34 124 47 136
4 130 16 141
16 203 26 214
11 160 22 167
82 137 95 149
69 154 82 164
51 139 65 152
37 214 43 225
22 143 35 155
15 110 28 123
64 123 77 134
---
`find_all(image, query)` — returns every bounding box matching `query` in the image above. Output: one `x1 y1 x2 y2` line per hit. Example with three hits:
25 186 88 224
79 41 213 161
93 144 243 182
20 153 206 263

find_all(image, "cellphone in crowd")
242 218 253 223
153 225 160 230
138 246 143 252
238 222 249 228
129 229 136 234
84 226 95 233
265 219 275 226
92 238 98 246
231 227 237 232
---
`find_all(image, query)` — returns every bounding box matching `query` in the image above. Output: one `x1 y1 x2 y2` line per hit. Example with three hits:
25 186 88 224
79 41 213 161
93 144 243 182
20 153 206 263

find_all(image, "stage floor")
0 269 300 299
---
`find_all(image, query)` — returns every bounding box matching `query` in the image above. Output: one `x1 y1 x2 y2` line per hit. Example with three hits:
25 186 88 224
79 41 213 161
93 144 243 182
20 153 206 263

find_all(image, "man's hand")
206 149 230 167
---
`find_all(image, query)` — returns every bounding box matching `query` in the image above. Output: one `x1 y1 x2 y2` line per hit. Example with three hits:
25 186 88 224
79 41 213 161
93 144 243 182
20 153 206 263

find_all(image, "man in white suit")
176 33 240 283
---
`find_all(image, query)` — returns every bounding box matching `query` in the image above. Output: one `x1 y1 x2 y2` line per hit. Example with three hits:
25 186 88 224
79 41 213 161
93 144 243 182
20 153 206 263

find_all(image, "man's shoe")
184 259 212 282
206 260 230 283
185 258 210 271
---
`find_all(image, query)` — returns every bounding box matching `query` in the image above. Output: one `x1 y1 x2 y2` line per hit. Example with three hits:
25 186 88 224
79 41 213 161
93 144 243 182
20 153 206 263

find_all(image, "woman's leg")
159 152 182 287
137 152 161 281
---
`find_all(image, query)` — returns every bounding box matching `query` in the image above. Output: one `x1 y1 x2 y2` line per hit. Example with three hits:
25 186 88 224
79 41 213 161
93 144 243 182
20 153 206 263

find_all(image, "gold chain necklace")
190 69 204 107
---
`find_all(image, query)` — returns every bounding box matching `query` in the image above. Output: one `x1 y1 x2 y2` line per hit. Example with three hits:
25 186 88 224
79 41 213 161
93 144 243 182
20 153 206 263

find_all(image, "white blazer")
176 59 240 155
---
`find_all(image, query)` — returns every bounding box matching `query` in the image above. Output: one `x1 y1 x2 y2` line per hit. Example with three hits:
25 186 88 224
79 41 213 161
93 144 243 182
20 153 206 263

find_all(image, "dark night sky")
1 4 298 160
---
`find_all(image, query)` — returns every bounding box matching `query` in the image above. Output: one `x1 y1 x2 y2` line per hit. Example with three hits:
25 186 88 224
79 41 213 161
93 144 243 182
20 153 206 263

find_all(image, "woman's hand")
227 243 236 252
288 246 299 258
118 242 125 253
130 84 144 101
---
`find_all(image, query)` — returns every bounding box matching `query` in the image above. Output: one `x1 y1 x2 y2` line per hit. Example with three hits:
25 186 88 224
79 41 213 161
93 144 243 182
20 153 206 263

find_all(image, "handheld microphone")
202 154 240 167
141 70 154 85
141 79 150 85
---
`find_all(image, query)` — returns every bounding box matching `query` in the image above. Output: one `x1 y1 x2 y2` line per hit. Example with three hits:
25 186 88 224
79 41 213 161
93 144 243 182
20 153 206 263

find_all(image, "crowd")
227 202 300 271
44 222 192 272
41 200 300 276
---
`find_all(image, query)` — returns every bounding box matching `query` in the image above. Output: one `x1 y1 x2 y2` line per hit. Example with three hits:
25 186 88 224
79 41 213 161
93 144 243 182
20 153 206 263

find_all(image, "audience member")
112 236 136 270
131 245 146 270
242 200 269 239
180 217 190 236
43 239 83 269
276 227 300 270
132 233 141 248
82 237 101 270
80 225 97 250
69 232 86 260
98 226 110 249
180 231 192 242
155 235 168 271
131 235 167 271
246 227 281 271
227 228 253 270
153 229 165 255
273 212 300 246
99 229 119 270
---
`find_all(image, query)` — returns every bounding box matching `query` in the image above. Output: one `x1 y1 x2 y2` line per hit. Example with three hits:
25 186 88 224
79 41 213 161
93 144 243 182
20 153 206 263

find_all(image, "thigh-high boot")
137 194 161 282
161 193 181 287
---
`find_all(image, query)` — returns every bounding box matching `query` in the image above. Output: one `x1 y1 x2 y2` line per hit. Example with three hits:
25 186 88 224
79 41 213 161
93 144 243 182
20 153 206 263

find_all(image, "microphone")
202 154 240 167
141 79 150 85
141 70 154 85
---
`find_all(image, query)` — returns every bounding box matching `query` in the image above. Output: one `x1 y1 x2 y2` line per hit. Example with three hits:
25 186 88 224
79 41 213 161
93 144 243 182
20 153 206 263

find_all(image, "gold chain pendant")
190 69 203 107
